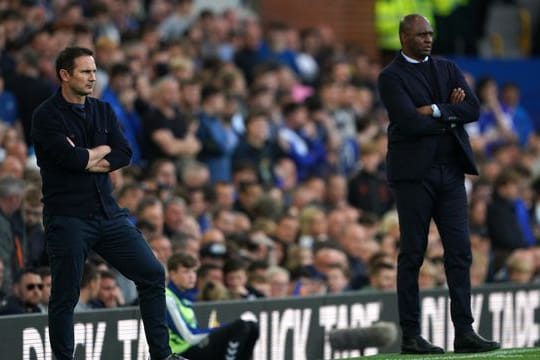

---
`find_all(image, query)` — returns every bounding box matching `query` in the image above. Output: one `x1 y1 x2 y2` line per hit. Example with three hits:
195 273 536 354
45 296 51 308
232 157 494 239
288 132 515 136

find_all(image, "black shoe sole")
454 346 500 353
401 349 445 354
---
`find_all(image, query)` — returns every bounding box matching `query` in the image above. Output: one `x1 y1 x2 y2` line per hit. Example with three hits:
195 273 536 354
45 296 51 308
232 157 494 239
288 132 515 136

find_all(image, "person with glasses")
0 268 43 315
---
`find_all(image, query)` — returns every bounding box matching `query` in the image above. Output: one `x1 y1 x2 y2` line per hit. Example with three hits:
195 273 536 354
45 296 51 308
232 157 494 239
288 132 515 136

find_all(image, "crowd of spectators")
0 0 539 315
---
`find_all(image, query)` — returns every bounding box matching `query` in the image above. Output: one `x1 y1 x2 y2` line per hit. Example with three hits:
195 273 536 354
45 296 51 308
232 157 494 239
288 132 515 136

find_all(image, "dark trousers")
390 164 474 338
183 319 259 360
45 214 170 360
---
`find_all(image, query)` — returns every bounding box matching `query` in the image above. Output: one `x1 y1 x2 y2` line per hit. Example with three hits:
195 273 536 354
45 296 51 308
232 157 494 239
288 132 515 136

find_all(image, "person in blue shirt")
0 71 18 125
165 253 259 360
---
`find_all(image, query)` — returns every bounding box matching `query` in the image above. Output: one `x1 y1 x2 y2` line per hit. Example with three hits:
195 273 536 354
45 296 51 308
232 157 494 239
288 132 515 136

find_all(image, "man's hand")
87 158 111 173
86 145 111 170
449 87 466 104
416 105 433 116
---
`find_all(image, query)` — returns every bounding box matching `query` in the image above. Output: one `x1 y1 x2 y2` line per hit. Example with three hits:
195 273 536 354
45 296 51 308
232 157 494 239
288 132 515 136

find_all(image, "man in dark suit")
378 14 500 354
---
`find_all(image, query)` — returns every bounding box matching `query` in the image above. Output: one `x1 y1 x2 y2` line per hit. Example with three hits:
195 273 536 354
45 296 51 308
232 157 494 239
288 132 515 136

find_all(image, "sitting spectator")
325 263 350 294
165 253 259 359
148 234 173 265
75 263 101 312
91 270 125 308
266 266 290 298
223 258 264 300
487 170 535 271
498 249 535 284
37 266 51 312
0 268 43 315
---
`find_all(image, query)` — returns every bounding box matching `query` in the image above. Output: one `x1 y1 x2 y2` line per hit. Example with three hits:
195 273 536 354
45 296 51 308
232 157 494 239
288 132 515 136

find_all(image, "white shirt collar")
401 51 429 63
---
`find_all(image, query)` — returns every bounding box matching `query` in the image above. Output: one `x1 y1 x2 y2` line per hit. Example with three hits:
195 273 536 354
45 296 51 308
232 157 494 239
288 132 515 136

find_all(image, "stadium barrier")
1 282 539 360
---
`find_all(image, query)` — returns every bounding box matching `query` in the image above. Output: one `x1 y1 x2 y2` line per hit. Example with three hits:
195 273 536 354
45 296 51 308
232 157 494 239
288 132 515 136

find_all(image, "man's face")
401 16 433 61
170 266 197 290
98 278 118 307
20 273 43 306
63 55 97 96
41 275 51 304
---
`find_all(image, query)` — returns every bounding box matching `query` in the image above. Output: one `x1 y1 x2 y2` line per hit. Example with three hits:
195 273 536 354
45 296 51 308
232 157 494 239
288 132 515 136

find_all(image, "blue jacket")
31 90 132 218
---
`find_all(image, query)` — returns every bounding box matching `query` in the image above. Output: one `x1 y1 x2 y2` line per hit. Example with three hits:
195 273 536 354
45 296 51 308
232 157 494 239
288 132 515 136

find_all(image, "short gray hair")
0 176 25 198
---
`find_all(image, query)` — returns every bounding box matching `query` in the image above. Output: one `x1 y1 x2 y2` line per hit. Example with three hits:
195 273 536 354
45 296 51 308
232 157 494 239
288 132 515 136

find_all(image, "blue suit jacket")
378 53 480 181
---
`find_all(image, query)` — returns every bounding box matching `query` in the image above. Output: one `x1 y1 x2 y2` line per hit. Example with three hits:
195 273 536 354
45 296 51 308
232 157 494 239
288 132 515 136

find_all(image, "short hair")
398 14 424 35
0 176 25 198
109 63 131 79
197 263 222 279
55 46 93 81
223 258 248 275
99 270 116 281
167 253 198 271
494 170 521 189
13 267 40 284
201 84 222 103
81 263 100 288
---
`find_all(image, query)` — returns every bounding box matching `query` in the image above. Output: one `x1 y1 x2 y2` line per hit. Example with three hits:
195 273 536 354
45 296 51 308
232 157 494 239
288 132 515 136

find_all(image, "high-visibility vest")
166 287 198 354
433 0 460 17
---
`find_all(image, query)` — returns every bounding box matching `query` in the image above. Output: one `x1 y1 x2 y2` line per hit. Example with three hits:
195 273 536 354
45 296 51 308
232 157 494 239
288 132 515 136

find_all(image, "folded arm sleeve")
378 71 446 137
103 105 132 171
165 296 210 345
436 63 480 124
31 108 89 171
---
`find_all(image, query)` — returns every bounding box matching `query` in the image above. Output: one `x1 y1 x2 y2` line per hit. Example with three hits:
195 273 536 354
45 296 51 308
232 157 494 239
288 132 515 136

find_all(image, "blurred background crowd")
0 0 539 315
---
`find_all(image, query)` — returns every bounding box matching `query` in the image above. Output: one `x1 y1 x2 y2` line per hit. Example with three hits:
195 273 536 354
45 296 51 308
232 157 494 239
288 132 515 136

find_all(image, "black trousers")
183 319 259 360
390 164 474 337
45 214 170 360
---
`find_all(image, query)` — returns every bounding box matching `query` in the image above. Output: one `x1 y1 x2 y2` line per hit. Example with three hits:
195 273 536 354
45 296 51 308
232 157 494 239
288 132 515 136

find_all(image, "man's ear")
59 69 70 82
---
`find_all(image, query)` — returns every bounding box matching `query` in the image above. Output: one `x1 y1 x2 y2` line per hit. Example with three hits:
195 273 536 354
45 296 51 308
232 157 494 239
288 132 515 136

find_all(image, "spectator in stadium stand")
466 76 516 156
213 181 236 212
377 14 499 354
142 76 201 169
136 196 165 236
0 267 43 315
4 48 53 147
196 84 238 183
487 170 535 271
116 183 145 225
148 234 173 266
91 270 125 309
185 186 212 232
100 63 143 166
232 111 280 186
325 263 350 294
266 265 290 298
500 81 535 146
0 70 18 127
347 142 394 218
74 263 101 312
360 260 397 292
504 249 535 284
0 176 25 294
165 253 259 359
21 185 47 268
0 258 6 302
337 223 379 290
163 197 188 238
35 266 50 312
277 102 326 181
31 47 186 360
223 258 265 299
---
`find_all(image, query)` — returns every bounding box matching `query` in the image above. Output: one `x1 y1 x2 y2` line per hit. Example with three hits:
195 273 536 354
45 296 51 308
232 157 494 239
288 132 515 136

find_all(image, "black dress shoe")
454 332 500 353
401 335 445 354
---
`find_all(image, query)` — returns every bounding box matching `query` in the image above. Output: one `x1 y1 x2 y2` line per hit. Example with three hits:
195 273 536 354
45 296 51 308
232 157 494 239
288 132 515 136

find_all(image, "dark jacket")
0 295 42 316
487 193 530 251
31 90 132 218
378 53 479 181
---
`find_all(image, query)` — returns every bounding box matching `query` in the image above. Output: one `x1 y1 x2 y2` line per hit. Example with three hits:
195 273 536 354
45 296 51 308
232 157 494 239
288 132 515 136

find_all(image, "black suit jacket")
378 53 480 181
